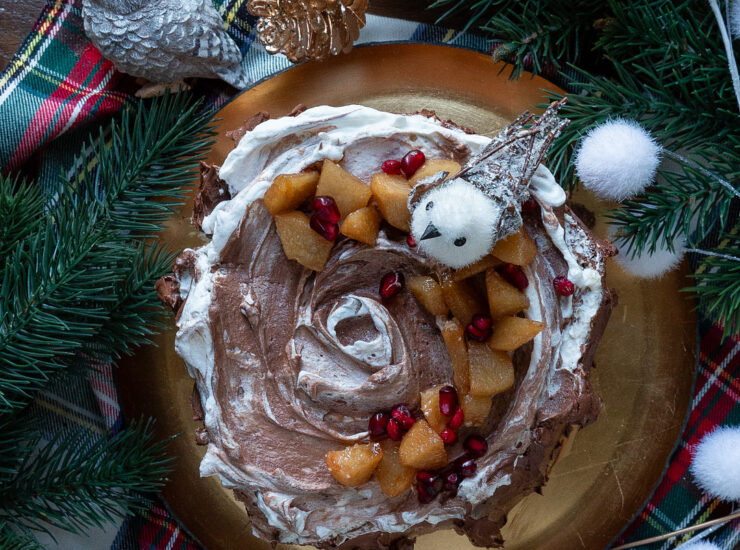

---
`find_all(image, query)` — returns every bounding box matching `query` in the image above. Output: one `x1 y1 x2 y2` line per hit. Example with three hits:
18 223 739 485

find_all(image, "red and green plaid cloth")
2 1 739 549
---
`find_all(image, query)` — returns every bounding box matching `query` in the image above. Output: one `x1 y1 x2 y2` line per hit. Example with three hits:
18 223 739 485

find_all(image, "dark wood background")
0 0 474 69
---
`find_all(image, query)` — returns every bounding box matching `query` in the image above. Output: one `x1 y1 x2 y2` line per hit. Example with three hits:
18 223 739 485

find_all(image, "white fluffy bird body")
411 179 501 269
690 426 740 502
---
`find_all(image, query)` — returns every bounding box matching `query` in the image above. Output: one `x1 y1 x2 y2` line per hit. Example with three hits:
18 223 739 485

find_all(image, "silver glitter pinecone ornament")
83 0 247 90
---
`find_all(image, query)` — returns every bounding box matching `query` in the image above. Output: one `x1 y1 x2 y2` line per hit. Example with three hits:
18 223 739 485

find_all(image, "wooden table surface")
0 0 476 70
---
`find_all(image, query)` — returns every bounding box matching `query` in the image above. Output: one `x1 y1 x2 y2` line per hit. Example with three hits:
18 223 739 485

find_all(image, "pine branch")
84 242 179 363
685 227 740 335
0 93 215 413
606 160 736 255
0 523 42 550
428 0 607 77
0 176 45 266
0 420 174 536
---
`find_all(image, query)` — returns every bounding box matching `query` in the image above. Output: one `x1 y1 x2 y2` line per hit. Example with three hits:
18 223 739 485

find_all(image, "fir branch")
84 242 179 363
0 175 45 266
0 420 174 536
606 160 736 255
428 0 606 76
0 93 215 414
685 227 740 334
0 523 42 550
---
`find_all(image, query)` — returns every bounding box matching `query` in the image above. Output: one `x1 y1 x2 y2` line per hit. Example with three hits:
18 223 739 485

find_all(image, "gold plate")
118 44 695 550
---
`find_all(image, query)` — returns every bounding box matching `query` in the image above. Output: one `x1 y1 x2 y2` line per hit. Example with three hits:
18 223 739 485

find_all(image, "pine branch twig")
0 93 215 413
0 420 174 536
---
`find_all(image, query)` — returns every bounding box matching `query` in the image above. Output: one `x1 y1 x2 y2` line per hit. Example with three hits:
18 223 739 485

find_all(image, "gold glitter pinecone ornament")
248 0 368 63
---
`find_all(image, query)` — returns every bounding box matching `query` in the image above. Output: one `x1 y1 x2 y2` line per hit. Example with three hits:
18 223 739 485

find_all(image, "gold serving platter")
118 44 695 550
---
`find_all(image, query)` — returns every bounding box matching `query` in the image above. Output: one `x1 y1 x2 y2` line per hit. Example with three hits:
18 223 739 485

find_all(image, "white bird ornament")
408 99 569 269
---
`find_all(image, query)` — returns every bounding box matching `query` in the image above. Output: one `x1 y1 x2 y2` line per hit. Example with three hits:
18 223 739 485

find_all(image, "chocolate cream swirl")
171 105 615 548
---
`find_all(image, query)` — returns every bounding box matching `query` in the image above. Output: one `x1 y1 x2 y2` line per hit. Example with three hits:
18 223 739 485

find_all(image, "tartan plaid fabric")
1 1 739 549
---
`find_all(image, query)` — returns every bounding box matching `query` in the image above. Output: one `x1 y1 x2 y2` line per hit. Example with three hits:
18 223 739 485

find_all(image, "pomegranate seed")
444 471 462 492
466 313 493 342
417 471 443 493
417 481 435 504
311 196 341 223
440 428 457 445
448 407 464 430
379 271 405 300
401 150 426 178
455 455 477 478
387 418 403 441
464 435 488 458
309 215 339 241
368 411 389 438
390 404 415 430
438 386 458 416
500 263 529 290
406 234 417 248
521 197 537 211
416 471 437 485
381 159 402 175
553 275 575 297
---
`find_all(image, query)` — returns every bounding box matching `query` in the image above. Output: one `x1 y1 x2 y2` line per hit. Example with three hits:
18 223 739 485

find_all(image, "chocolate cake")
158 104 616 548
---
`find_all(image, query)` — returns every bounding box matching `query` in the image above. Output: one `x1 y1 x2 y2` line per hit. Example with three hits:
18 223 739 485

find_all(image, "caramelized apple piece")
439 318 470 394
461 393 493 427
273 211 333 271
340 205 382 246
408 276 449 316
263 171 319 215
491 227 537 266
487 316 545 351
439 275 485 326
370 172 411 231
452 255 500 281
376 439 416 497
420 385 448 433
316 160 371 217
485 269 530 318
326 442 383 487
468 342 515 396
409 159 462 186
399 420 448 470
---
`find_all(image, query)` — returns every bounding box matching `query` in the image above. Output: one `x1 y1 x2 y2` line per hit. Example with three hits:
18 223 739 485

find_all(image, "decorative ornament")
575 119 661 201
690 426 740 501
612 231 686 279
82 0 247 96
408 99 569 269
248 0 368 63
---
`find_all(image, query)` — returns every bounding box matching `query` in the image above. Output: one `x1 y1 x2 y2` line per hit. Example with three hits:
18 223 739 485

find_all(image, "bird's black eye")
426 201 434 211
454 237 467 247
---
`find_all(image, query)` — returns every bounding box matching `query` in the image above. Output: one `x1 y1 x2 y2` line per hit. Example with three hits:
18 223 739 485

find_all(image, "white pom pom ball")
612 232 686 279
731 0 740 39
690 426 740 501
575 119 661 201
678 542 721 550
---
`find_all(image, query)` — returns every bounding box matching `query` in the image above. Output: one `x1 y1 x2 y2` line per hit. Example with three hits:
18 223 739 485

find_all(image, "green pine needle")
685 227 740 335
0 420 174 536
0 523 42 550
0 93 215 413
